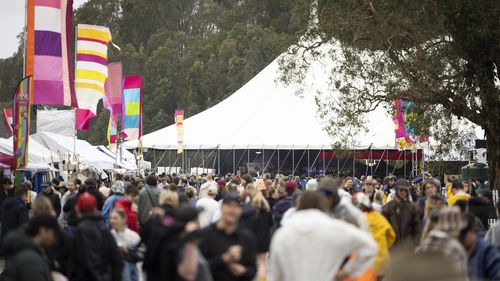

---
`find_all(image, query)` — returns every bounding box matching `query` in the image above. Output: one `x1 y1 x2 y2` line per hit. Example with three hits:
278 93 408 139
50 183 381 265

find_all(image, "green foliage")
282 0 500 186
0 0 300 143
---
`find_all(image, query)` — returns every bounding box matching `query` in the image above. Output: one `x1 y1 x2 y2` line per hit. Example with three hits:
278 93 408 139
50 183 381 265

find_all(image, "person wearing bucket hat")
102 181 126 228
382 179 421 248
417 207 469 281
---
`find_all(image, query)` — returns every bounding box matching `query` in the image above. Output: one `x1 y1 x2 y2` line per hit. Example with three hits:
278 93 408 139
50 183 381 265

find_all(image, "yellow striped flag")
75 24 111 129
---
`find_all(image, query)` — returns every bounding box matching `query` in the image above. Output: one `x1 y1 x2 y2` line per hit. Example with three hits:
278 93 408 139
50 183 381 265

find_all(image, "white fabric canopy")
32 132 115 170
0 137 61 164
36 109 75 137
125 50 396 150
96 146 151 170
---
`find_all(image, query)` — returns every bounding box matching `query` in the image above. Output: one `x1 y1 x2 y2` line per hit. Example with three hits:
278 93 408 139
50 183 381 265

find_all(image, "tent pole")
201 147 204 175
352 149 356 178
325 150 335 174
386 149 389 177
292 147 308 176
279 147 293 174
153 149 156 168
292 149 295 176
309 148 322 174
404 149 407 179
307 149 310 175
322 147 325 174
262 149 265 176
370 147 373 176
217 147 220 175
232 147 235 175
277 147 280 175
262 147 277 174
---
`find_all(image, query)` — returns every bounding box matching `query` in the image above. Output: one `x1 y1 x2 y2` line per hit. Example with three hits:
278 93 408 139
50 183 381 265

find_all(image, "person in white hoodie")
270 191 378 281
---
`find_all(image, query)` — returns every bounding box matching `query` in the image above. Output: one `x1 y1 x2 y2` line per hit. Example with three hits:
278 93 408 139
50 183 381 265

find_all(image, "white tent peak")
125 43 396 150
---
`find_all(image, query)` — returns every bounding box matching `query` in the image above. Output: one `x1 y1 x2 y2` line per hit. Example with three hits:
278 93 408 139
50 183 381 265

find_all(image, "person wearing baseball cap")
196 183 220 228
382 179 421 248
70 192 123 281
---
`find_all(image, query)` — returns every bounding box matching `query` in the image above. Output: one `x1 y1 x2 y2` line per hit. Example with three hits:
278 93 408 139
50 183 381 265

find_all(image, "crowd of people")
0 172 499 281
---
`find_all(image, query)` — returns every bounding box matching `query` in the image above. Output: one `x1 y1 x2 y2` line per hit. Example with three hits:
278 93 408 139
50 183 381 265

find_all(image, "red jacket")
115 199 140 233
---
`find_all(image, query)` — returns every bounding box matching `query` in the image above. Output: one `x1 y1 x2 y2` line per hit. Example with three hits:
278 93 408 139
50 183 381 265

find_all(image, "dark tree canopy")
283 0 500 187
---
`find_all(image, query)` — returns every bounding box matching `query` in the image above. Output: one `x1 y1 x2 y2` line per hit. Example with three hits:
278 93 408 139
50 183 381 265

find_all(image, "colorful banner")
122 76 142 141
107 110 117 146
75 24 112 129
393 99 414 150
27 0 76 106
104 62 123 125
175 109 184 154
13 77 33 170
2 108 13 137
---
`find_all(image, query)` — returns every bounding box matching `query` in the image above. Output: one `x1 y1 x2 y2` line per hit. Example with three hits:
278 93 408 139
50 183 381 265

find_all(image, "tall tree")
283 0 500 187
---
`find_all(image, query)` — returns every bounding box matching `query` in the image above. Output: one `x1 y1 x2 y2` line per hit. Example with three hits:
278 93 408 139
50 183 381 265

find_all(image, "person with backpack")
102 181 126 228
69 193 123 281
273 181 296 229
137 175 160 229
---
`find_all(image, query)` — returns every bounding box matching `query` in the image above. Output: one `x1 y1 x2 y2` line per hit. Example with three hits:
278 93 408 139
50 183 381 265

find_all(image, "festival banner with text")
13 77 33 170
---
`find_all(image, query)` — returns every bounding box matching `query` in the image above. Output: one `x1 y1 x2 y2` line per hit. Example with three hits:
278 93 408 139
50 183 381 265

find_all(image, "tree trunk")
487 136 500 190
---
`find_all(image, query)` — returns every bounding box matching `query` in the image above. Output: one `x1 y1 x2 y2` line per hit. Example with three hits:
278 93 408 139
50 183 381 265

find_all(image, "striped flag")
75 24 112 129
122 76 142 141
2 108 13 137
13 77 33 170
26 0 76 106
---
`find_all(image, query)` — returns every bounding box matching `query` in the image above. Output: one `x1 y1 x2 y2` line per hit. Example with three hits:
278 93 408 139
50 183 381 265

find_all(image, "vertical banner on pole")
175 109 184 154
13 76 33 170
122 76 142 140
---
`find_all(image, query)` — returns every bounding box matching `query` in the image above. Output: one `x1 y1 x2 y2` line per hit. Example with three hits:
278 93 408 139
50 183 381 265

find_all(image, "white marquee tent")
0 137 61 168
124 49 396 150
32 132 116 170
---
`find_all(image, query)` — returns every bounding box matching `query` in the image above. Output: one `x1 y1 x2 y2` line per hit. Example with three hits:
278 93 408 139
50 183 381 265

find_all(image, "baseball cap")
207 185 218 196
76 192 97 213
306 179 318 191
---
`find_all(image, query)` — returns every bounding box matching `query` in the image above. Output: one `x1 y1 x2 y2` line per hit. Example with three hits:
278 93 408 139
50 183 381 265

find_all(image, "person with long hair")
240 184 272 281
110 208 141 281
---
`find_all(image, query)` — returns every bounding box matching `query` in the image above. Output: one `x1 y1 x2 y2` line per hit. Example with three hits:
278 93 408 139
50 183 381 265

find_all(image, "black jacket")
86 188 104 211
239 204 272 253
142 212 189 281
2 229 52 281
40 189 61 217
199 224 257 281
469 197 489 230
0 197 28 241
69 213 123 281
0 188 15 209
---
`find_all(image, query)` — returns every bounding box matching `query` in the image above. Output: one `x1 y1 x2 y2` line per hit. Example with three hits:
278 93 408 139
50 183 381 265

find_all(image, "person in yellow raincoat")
353 193 396 279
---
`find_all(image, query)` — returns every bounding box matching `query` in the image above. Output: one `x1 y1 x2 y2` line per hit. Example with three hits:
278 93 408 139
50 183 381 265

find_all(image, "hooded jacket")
365 210 396 276
382 199 421 247
115 199 139 233
0 197 28 241
69 213 123 281
2 229 52 281
40 189 61 217
270 209 377 281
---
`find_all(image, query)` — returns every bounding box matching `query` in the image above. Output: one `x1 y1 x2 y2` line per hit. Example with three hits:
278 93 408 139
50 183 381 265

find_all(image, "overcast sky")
0 0 88 59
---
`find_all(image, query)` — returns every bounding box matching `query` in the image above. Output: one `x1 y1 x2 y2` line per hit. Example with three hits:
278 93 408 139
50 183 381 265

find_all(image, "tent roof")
125 49 396 150
0 137 61 164
32 132 115 170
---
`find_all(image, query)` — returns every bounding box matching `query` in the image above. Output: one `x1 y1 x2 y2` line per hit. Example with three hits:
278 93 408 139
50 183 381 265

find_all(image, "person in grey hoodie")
137 175 160 228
